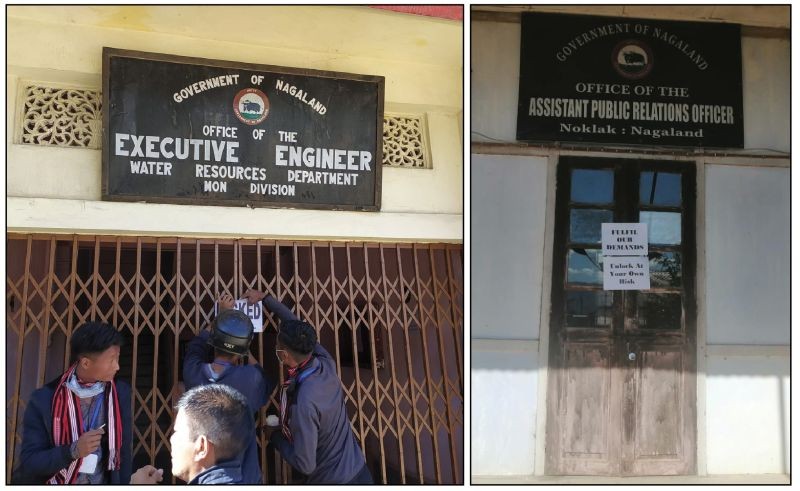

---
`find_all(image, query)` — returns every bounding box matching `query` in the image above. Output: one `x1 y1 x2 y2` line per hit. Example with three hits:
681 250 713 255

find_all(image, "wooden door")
545 157 696 476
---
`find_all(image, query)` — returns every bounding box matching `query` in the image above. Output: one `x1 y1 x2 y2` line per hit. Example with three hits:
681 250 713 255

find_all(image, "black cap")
209 309 254 356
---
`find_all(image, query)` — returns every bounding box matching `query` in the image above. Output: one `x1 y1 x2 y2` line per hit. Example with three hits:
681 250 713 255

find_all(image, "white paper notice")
603 256 650 290
601 222 650 291
78 453 98 473
602 223 648 257
215 299 264 333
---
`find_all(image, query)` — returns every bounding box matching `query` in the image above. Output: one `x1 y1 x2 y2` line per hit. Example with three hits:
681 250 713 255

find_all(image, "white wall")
471 154 548 340
6 6 463 242
471 153 548 476
470 155 548 475
701 163 789 476
472 340 539 476
705 351 789 474
705 165 789 345
470 21 520 143
741 36 791 152
471 21 790 153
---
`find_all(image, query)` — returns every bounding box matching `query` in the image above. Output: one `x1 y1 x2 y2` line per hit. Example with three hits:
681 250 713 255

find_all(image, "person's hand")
130 465 164 484
218 292 235 311
243 289 267 305
76 427 104 458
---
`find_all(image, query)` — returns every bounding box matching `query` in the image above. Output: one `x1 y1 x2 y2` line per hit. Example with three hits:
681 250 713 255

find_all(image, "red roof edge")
370 6 463 21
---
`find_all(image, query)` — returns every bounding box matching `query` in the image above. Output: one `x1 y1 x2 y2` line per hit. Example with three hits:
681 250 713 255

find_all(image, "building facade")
7 6 463 484
471 6 788 479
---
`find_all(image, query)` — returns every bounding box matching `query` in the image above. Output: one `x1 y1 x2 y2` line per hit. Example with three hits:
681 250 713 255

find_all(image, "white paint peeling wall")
6 6 463 242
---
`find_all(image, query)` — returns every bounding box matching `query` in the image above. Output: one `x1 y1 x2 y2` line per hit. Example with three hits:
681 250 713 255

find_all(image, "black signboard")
517 13 743 148
103 48 384 210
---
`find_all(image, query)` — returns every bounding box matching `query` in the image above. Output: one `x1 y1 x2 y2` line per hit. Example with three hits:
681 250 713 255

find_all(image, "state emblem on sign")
233 88 270 125
611 40 654 80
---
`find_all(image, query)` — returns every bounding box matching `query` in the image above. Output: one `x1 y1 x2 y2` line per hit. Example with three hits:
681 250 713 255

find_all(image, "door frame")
543 155 697 476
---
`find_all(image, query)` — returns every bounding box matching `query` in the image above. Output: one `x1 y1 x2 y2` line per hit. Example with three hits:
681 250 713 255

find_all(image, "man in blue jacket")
131 384 251 485
243 289 373 484
182 293 272 484
15 322 132 484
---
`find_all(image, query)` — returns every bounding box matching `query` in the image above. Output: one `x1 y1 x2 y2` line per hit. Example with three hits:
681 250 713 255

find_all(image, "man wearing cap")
243 289 373 484
182 293 273 484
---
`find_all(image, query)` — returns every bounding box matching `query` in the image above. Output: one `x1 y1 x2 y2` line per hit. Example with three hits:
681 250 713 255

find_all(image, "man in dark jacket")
131 384 252 485
182 293 271 484
16 322 132 484
243 289 373 484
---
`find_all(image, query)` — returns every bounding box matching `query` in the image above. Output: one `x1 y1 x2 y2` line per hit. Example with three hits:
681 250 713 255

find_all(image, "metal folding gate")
6 234 463 484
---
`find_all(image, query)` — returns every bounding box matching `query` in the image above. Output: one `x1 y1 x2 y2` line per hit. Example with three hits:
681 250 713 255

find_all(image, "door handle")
626 341 636 361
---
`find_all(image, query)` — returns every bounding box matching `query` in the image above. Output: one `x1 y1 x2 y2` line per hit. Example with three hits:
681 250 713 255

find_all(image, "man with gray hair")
130 384 252 484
